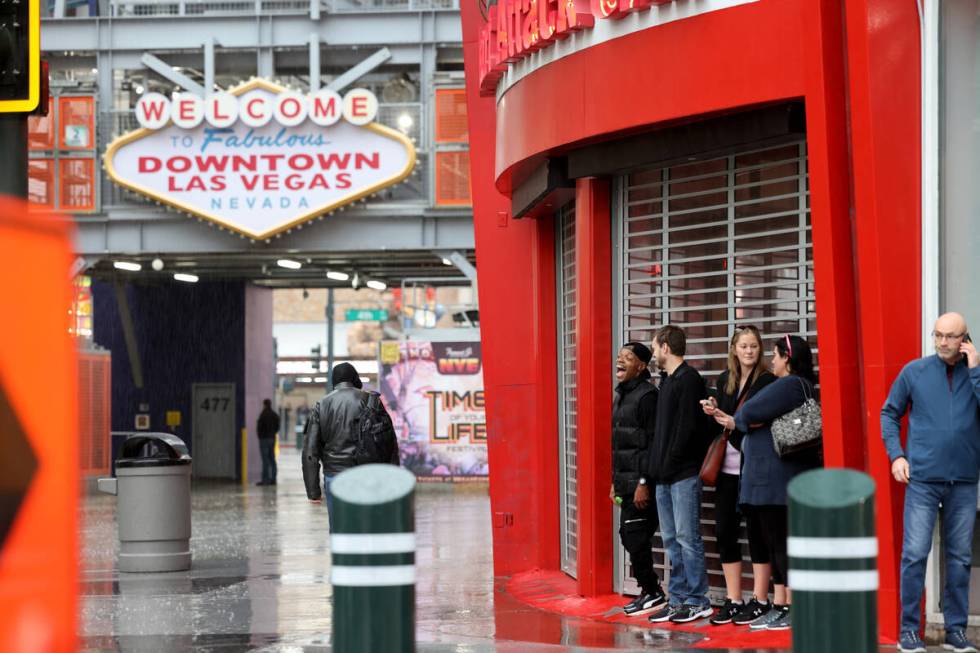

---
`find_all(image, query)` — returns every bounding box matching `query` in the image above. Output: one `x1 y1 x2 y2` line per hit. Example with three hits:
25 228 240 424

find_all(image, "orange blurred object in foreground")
0 197 78 653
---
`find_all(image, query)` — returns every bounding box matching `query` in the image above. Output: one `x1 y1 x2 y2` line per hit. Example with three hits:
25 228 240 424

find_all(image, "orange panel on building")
27 160 54 208
58 96 96 150
435 89 469 143
59 159 96 211
436 150 472 206
28 98 55 151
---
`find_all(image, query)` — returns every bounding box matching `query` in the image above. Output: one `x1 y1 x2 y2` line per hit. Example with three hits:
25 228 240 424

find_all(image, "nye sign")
104 79 416 239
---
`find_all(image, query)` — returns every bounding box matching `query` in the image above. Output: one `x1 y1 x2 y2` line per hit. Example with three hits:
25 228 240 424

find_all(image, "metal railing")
101 0 454 16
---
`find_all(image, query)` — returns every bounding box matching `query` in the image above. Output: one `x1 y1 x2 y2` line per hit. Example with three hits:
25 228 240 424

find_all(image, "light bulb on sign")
397 113 413 132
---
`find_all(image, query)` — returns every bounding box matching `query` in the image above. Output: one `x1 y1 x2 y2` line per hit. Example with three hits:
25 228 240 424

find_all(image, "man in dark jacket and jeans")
302 363 369 526
256 399 280 486
644 325 712 624
612 341 665 616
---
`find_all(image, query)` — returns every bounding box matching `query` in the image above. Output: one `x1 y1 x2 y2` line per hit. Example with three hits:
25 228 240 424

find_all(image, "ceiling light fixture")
366 279 387 291
173 273 199 283
326 270 350 281
277 258 302 270
113 261 141 272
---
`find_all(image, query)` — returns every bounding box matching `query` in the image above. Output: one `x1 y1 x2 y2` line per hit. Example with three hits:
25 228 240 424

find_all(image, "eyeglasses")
933 331 966 342
735 324 758 332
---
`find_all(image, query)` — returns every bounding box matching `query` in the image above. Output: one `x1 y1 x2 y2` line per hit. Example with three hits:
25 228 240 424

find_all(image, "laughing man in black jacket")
643 325 713 625
612 342 666 617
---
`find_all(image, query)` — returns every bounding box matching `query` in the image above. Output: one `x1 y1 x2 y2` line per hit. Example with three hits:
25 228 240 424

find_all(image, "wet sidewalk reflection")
79 448 902 652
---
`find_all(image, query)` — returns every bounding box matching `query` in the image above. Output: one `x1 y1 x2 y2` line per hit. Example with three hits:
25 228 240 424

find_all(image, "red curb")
504 569 789 650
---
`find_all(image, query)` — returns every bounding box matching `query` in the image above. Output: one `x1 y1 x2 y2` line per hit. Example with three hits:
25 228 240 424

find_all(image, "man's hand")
610 484 616 502
961 339 979 369
634 483 650 509
891 457 910 484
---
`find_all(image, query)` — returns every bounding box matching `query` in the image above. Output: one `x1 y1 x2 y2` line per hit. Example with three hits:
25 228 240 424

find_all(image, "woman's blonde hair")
725 325 766 395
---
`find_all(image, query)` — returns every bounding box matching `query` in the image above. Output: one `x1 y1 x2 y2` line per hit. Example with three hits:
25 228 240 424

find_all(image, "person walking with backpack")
302 362 399 526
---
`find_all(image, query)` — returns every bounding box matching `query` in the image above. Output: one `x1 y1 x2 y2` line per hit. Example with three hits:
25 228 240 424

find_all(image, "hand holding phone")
961 333 979 369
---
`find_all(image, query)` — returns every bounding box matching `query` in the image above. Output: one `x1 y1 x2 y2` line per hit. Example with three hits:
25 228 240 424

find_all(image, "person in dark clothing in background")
256 399 280 486
644 325 713 625
611 341 666 616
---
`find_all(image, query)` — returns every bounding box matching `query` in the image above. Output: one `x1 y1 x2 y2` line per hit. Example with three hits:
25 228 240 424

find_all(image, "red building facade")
461 0 923 638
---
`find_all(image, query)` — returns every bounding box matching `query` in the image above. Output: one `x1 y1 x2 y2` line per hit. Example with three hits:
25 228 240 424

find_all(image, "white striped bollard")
788 468 877 652
330 464 416 652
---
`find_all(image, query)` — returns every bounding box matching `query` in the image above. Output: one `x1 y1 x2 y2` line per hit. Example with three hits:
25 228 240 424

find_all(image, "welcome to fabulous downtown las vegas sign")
104 79 417 240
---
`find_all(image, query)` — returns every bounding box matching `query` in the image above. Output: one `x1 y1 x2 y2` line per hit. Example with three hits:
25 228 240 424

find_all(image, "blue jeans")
323 473 336 530
901 480 978 633
259 438 277 483
655 476 709 608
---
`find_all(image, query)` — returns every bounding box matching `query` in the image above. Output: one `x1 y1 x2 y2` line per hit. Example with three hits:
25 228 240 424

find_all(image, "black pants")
714 473 770 565
619 497 661 595
744 505 788 585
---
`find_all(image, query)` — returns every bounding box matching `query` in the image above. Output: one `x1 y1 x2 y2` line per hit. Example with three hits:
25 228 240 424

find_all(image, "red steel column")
802 0 865 472
574 178 613 596
843 0 922 638
460 1 553 577
531 214 561 570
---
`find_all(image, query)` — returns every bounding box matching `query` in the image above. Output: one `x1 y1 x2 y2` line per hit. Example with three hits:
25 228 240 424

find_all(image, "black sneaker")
623 588 667 616
648 604 679 623
732 598 771 626
709 599 743 625
669 604 713 623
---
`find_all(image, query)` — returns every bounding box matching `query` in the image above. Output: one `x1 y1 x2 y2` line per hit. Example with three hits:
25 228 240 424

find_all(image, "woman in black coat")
712 334 820 632
701 325 776 626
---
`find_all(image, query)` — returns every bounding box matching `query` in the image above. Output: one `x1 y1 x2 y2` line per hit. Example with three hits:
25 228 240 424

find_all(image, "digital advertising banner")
379 340 488 482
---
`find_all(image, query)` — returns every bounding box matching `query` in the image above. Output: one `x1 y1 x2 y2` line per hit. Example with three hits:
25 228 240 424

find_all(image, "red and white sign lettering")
107 79 415 240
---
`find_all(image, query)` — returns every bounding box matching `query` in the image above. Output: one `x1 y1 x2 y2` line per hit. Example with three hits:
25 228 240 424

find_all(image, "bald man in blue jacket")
882 312 980 653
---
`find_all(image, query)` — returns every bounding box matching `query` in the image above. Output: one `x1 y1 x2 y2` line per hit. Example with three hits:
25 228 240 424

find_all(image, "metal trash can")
97 432 192 572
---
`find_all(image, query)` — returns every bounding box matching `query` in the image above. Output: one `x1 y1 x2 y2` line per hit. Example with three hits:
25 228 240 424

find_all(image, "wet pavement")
79 448 913 652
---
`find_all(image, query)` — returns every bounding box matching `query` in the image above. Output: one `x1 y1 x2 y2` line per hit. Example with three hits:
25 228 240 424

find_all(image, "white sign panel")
104 79 416 240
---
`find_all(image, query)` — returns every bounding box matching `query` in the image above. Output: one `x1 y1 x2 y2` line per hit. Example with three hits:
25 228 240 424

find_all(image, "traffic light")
0 0 39 113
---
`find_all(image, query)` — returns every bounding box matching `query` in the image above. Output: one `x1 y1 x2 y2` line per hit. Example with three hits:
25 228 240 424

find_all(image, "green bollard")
330 464 416 653
788 468 877 653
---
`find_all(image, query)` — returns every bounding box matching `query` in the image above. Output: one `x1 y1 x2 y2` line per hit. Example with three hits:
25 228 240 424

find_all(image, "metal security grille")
557 203 579 578
615 140 818 597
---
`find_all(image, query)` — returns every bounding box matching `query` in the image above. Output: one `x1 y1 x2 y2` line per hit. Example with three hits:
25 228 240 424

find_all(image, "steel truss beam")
41 13 461 54
73 210 473 255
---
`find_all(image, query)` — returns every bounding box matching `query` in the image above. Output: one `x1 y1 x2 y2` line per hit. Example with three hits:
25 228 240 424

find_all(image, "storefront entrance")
611 140 819 598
